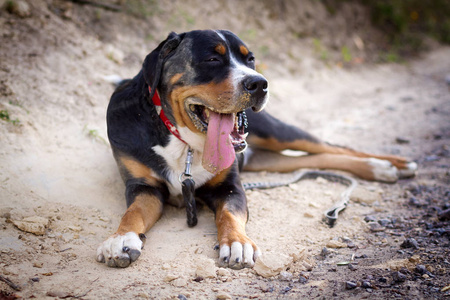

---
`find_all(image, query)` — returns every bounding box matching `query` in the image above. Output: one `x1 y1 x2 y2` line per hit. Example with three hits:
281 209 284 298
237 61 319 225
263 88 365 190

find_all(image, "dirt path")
1 1 449 299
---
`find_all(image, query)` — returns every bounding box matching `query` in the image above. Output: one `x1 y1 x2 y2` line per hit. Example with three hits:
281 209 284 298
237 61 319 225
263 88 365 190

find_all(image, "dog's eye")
205 57 220 62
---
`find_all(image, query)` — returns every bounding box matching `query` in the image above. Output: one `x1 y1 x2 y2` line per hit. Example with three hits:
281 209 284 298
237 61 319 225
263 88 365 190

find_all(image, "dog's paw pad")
96 232 143 268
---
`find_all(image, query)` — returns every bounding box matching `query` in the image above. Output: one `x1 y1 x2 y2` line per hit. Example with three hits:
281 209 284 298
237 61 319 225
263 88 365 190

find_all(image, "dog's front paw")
218 237 261 270
96 232 143 268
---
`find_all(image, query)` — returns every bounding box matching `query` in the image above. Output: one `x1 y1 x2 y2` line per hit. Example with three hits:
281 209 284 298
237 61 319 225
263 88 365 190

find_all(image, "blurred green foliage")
365 0 450 45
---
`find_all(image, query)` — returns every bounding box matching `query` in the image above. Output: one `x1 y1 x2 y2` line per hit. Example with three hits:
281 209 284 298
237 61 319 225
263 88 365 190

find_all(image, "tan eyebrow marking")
215 44 226 55
239 45 249 56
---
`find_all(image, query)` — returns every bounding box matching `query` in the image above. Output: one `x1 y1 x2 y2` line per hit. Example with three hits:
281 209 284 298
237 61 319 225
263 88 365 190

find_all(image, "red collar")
149 86 186 144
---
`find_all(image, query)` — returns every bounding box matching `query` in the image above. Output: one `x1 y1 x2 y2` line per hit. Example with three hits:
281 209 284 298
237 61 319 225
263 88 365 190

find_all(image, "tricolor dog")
96 30 417 269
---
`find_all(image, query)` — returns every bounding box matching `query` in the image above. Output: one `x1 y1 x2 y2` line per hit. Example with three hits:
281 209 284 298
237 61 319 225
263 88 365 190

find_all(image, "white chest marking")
152 131 214 196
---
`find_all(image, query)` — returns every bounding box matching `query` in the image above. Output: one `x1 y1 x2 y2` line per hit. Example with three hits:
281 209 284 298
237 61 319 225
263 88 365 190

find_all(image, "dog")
96 30 417 269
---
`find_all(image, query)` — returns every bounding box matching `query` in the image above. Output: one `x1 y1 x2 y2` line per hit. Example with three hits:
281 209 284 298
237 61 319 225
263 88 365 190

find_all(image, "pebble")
298 273 308 284
195 258 217 279
279 271 293 281
351 188 381 205
345 281 357 289
326 240 347 248
395 137 410 144
348 263 357 271
321 247 330 257
217 268 231 277
369 222 385 232
392 271 407 282
163 274 179 282
378 219 391 227
400 238 419 249
379 277 388 283
216 291 232 299
364 215 377 222
361 281 372 288
177 295 187 300
253 253 292 278
12 216 49 235
171 278 187 287
415 264 427 274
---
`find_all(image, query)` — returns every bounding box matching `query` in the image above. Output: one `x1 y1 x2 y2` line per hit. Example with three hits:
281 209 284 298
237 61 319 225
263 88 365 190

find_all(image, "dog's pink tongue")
202 111 235 174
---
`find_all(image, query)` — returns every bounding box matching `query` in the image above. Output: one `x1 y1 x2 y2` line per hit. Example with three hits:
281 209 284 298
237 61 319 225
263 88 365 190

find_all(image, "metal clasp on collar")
179 147 194 183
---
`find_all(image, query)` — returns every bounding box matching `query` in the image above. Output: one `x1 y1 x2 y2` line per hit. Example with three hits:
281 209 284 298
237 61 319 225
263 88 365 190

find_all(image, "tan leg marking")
116 193 163 235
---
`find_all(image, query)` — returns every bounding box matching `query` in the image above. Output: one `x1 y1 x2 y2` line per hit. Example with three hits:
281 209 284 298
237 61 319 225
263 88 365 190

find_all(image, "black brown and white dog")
96 30 417 269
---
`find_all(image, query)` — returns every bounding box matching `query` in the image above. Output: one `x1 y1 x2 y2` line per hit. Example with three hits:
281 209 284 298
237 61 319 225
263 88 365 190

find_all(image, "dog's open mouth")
189 105 248 153
188 104 248 174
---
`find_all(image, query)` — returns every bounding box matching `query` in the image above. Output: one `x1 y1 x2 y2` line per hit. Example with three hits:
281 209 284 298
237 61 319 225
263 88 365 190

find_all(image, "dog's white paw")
398 161 417 179
367 158 399 183
219 241 261 269
96 232 143 268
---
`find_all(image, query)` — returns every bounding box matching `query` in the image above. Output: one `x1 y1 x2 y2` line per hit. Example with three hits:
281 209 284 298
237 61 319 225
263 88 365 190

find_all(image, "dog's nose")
243 75 268 112
243 76 268 98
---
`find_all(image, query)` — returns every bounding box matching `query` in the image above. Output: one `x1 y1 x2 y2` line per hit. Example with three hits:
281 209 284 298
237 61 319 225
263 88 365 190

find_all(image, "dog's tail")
103 74 125 87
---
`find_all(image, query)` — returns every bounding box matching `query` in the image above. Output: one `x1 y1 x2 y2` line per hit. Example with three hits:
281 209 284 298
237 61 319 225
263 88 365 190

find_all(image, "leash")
243 170 358 227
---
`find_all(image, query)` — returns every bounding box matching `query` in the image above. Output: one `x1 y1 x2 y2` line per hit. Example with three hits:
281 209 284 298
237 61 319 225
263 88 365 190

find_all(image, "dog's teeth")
190 105 195 112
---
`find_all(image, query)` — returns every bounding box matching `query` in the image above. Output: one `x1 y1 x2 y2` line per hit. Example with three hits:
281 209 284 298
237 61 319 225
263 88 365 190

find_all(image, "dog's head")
143 30 269 174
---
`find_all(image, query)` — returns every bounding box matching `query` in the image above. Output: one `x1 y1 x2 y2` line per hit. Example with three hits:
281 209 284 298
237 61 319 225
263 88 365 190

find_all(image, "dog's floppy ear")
143 32 182 99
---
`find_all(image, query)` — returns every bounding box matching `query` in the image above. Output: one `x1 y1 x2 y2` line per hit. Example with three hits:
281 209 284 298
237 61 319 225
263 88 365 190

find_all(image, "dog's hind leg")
244 110 417 181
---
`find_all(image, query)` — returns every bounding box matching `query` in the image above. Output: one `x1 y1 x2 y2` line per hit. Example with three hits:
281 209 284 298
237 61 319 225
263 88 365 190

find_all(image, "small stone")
254 252 292 278
392 271 407 283
345 281 357 289
364 215 377 222
298 276 308 284
279 271 293 281
395 137 410 144
303 212 314 218
361 281 372 288
31 277 40 282
438 208 450 221
193 276 203 282
216 291 232 299
348 263 357 271
195 257 217 279
400 238 419 249
33 262 43 268
379 277 388 283
408 255 421 263
369 222 385 232
378 219 391 227
171 277 187 287
415 265 427 274
351 187 382 205
177 295 187 300
326 240 347 248
409 197 422 207
321 247 330 257
163 274 179 282
217 268 231 277
12 216 49 235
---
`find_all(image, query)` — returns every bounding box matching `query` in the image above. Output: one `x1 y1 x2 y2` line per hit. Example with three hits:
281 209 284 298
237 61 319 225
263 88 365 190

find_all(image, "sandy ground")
0 1 449 299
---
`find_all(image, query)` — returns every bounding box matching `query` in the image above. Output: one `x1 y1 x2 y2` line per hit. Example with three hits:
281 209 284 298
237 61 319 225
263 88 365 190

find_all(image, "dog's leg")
97 154 168 268
245 110 417 182
197 163 261 269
